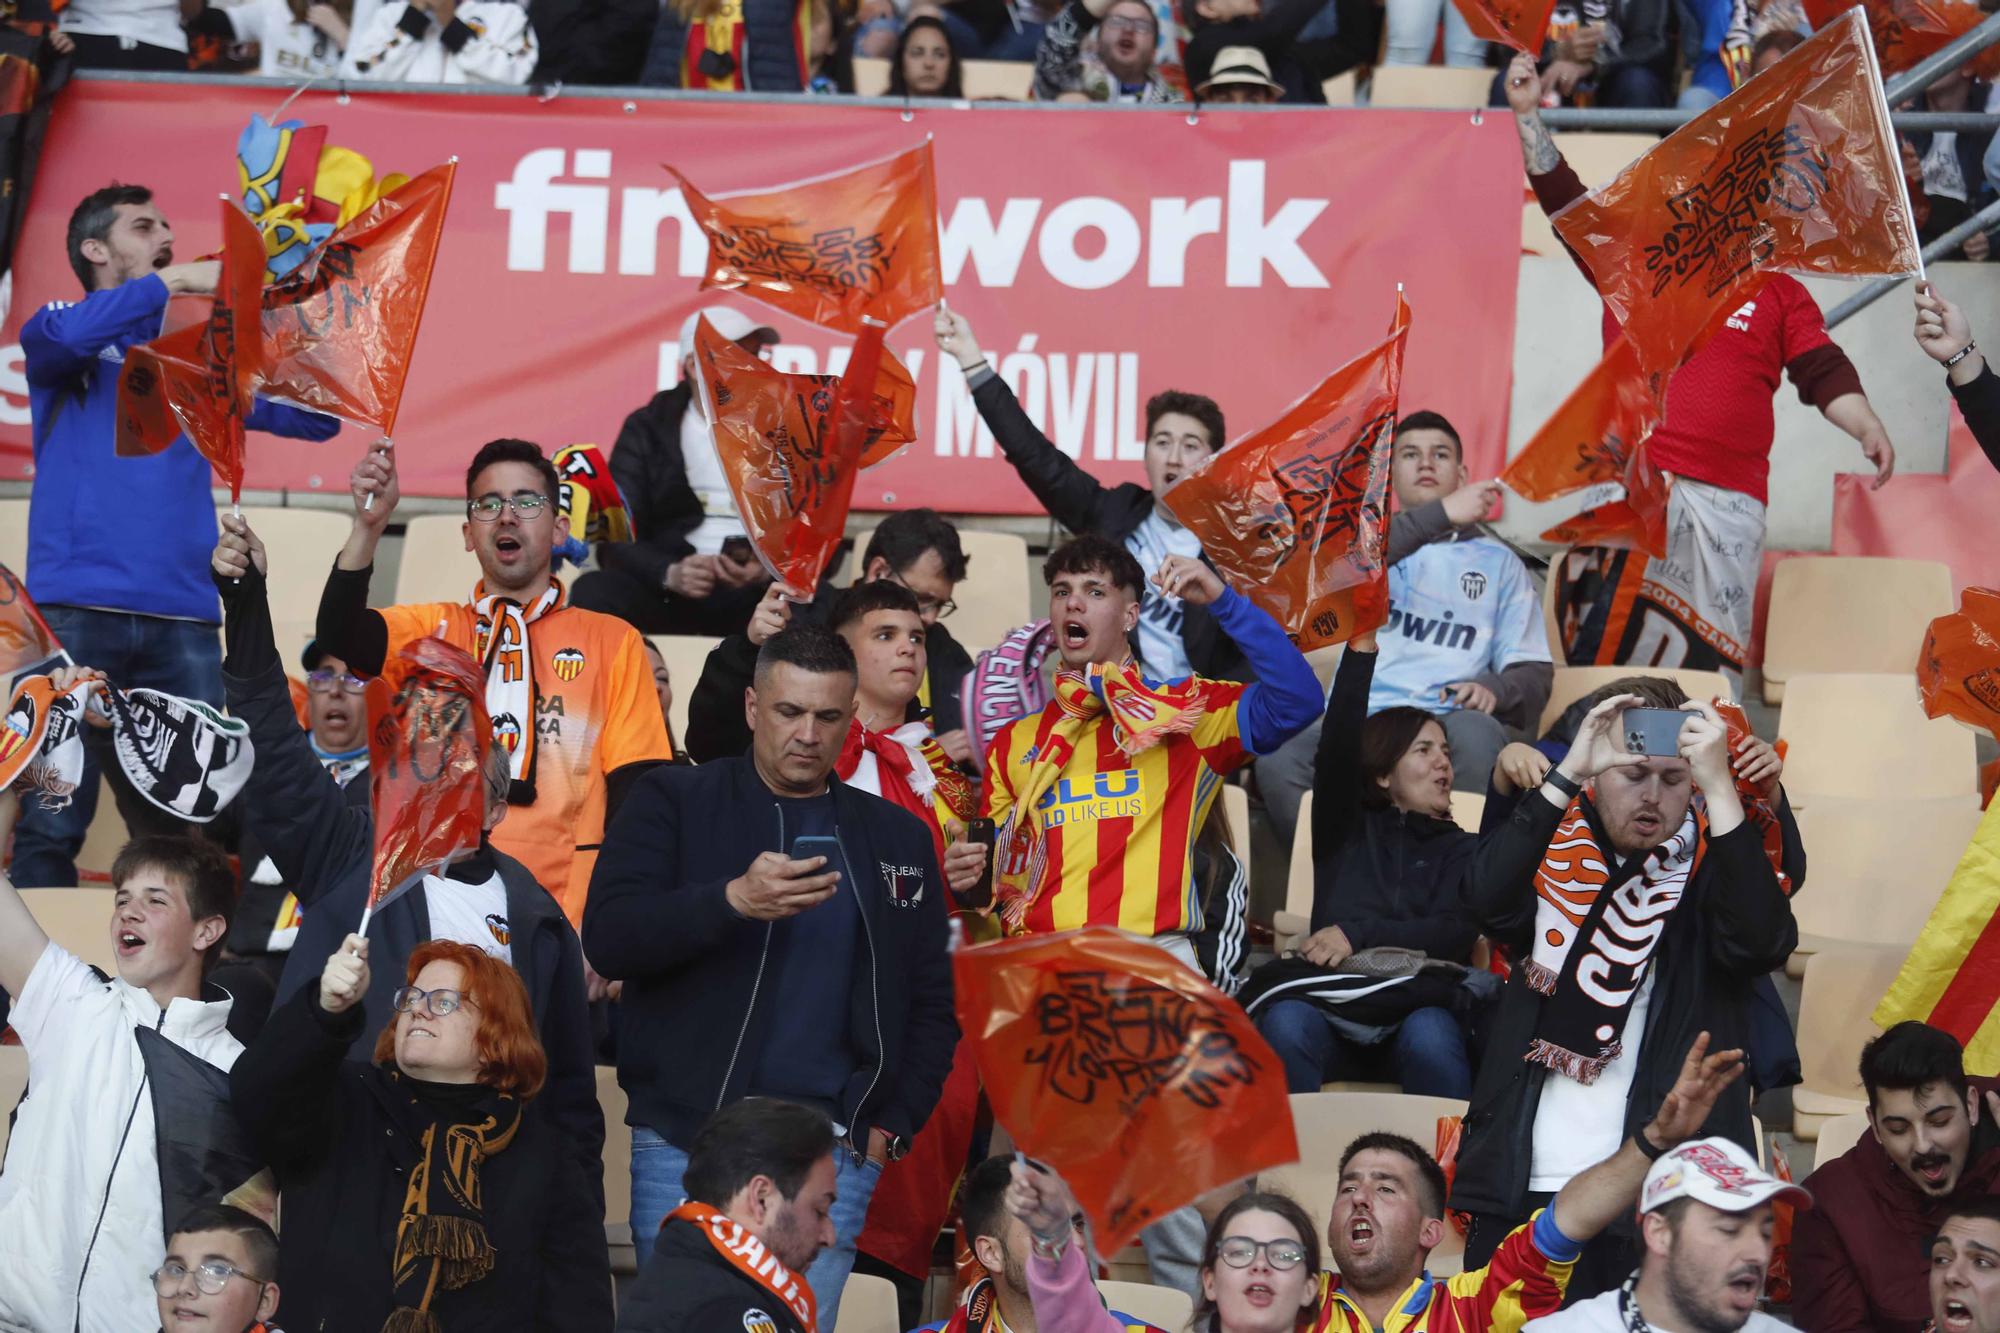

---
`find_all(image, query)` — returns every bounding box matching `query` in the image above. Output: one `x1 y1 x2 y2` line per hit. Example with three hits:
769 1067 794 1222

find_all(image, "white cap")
677 306 779 366
1639 1138 1812 1216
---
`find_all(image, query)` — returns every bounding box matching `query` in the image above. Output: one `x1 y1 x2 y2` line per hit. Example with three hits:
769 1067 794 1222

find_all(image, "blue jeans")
11 605 223 887
1257 1002 1473 1098
934 9 1046 61
1382 0 1487 67
631 1125 883 1329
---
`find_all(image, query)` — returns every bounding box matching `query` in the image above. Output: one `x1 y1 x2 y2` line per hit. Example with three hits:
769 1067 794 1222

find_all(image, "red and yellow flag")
1504 338 1671 557
955 927 1299 1255
1450 0 1561 54
691 314 917 591
1553 7 1920 398
365 636 490 920
1163 293 1409 652
0 563 63 678
1875 797 2000 1075
671 143 943 334
258 161 455 436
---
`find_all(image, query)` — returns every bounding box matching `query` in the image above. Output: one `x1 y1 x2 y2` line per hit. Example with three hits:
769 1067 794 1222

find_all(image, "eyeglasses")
885 569 957 620
149 1260 266 1296
392 984 479 1018
1102 13 1157 31
466 493 551 521
1216 1237 1308 1270
306 667 370 695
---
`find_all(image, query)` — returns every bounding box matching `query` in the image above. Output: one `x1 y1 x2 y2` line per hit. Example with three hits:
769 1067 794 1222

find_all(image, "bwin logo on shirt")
1385 608 1477 651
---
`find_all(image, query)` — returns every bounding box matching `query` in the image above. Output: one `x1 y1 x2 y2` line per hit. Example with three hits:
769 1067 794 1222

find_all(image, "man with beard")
1522 1136 1808 1333
617 1099 837 1333
1793 1022 2000 1333
1924 1198 2000 1333
1315 1032 1744 1331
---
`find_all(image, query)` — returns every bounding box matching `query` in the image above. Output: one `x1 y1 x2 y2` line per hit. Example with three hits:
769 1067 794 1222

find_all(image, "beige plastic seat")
1260 1091 1470 1277
1784 795 1983 978
19 887 117 974
597 1065 636 1275
850 524 1033 658
833 1272 901 1333
849 56 1032 100
1811 1112 1872 1173
1778 674 1978 803
1368 65 1494 107
0 497 27 577
1538 665 1733 735
1793 943 1909 1140
392 514 474 607
1321 69 1360 104
0 1045 26 1160
75 777 128 880
1541 554 1567 667
1098 1280 1195 1331
233 506 352 622
1761 558 1954 704
1449 790 1485 832
1523 134 1659 258
647 634 721 754
1275 793 1314 955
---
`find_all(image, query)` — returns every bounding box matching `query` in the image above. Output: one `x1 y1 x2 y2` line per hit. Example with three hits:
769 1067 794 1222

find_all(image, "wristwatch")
1544 767 1583 800
881 1132 910 1164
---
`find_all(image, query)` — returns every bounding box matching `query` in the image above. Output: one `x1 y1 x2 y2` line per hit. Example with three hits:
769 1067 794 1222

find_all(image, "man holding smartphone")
584 622 954 1330
1449 676 1804 1301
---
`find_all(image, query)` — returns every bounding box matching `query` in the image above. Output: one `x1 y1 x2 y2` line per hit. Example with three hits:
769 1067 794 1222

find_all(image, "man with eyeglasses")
318 435 673 936
151 1203 284 1333
1033 0 1181 102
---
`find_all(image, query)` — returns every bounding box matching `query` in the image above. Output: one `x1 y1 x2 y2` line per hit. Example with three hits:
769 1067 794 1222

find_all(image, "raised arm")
231 936 369 1170
1311 635 1373 865
1181 571 1320 755
686 585 792 762
0 790 51 999
22 273 206 385
317 444 396 673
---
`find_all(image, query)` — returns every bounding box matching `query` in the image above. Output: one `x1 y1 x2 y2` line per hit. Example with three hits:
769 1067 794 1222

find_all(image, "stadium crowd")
6 9 2000 1328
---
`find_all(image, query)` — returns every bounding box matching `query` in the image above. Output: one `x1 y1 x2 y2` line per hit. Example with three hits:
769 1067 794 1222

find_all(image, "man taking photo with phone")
583 623 955 1331
1449 676 1804 1301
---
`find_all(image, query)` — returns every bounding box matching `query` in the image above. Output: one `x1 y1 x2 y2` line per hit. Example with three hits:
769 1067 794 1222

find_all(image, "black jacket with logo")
583 755 957 1150
616 1214 811 1333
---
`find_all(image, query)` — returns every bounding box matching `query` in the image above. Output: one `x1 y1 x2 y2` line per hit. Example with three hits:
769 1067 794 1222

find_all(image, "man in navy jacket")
585 622 955 1329
16 184 339 886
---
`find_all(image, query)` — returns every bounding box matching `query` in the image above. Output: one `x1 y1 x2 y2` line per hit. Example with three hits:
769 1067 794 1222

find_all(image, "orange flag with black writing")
1553 7 1921 398
1804 0 2000 76
258 161 455 435
0 563 65 678
1503 337 1671 557
116 198 267 502
1163 293 1409 652
691 315 918 592
1918 587 2000 736
671 143 942 334
1450 0 1560 54
365 635 490 922
955 927 1298 1256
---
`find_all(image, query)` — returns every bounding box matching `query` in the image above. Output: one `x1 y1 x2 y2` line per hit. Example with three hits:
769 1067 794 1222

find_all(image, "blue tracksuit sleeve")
21 275 170 385
1210 586 1321 755
246 398 342 440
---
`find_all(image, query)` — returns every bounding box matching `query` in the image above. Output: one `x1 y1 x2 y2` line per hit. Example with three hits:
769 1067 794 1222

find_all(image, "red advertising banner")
0 79 1524 511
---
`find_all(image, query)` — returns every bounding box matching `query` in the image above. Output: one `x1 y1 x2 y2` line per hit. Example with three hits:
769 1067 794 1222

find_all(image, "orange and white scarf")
667 1202 817 1333
470 582 561 802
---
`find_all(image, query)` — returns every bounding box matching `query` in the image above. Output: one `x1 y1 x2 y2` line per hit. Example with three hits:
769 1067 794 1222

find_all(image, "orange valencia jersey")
1312 1213 1577 1333
379 596 671 928
980 676 1250 937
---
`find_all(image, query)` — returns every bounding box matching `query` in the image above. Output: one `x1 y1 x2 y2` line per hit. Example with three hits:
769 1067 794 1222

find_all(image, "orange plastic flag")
1553 7 1921 398
955 926 1299 1254
364 635 490 923
1536 438 1670 558
115 199 267 502
0 563 65 678
1804 0 2000 76
1162 293 1409 652
691 315 916 591
670 142 943 334
1512 341 1670 556
1449 0 1560 53
258 161 455 436
1919 587 2000 736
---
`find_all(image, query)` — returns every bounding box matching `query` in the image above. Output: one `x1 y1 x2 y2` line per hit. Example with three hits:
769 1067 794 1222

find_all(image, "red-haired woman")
232 935 613 1331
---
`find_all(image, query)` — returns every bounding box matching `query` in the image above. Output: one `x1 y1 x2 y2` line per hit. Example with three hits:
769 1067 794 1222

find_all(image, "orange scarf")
667 1202 818 1333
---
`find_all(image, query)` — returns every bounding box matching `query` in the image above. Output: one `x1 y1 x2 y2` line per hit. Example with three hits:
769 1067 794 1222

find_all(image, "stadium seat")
1777 674 1978 803
1321 69 1360 104
1537 665 1732 735
597 1064 636 1275
0 497 27 577
648 635 720 757
1812 1112 1872 1173
1223 782 1250 859
0 1045 25 1161
1275 793 1313 955
1368 65 1494 107
1784 795 1983 978
1793 943 1907 1140
849 57 1033 100
834 1272 901 1333
1449 790 1485 831
1761 557 1954 704
849 524 1033 657
1540 557 1565 668
1261 1091 1469 1276
19 887 116 974
1523 135 1658 258
1098 1280 1195 1330
76 777 127 881
233 506 351 628
392 514 472 606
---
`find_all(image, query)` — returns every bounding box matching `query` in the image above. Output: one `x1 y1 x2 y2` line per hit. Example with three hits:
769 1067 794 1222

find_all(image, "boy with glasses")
314 436 673 935
151 1204 284 1333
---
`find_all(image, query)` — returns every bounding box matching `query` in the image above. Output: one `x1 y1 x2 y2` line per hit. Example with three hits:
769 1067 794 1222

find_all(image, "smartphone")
789 835 843 876
1621 707 1689 757
721 536 756 566
960 818 997 909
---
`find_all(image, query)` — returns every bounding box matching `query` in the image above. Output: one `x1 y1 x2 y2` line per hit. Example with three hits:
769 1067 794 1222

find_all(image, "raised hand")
1494 741 1552 796
320 933 371 1015
1153 555 1224 606
1441 478 1503 527
349 440 399 527
213 512 268 580
1643 1031 1745 1149
1006 1158 1082 1249
746 581 796 646
1556 692 1645 784
934 303 986 372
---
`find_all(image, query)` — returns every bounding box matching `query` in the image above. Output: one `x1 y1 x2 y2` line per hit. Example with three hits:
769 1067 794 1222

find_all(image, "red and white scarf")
667 1202 817 1333
835 718 974 850
470 582 562 800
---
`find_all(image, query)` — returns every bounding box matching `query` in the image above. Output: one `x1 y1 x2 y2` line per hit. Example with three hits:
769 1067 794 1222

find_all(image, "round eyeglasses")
392 985 479 1018
306 667 370 695
150 1260 265 1296
1216 1236 1308 1270
466 494 550 522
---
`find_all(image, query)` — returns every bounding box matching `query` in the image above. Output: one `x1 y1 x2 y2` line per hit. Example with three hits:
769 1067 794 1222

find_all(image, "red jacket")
1791 1088 2000 1333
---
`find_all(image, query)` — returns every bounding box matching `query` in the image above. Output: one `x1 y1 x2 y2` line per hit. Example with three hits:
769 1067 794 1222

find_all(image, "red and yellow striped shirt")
1311 1214 1576 1333
980 678 1249 938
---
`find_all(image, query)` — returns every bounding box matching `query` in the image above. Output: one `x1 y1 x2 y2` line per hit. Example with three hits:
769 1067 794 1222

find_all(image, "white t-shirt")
681 399 748 556
226 0 359 79
1124 507 1203 681
1524 1288 1791 1332
421 871 513 962
1529 967 1654 1193
59 0 187 52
